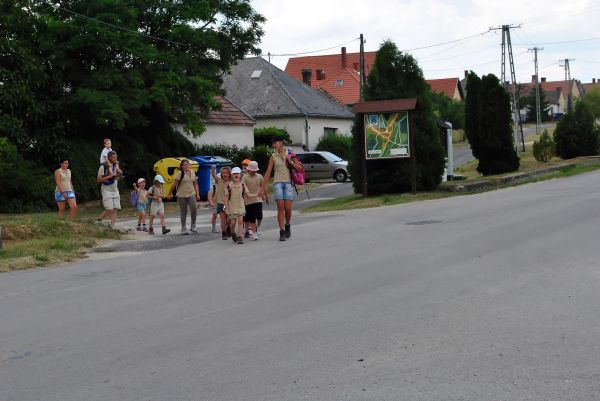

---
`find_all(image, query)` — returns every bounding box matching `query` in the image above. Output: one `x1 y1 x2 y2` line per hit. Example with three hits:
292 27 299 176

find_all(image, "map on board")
364 111 410 159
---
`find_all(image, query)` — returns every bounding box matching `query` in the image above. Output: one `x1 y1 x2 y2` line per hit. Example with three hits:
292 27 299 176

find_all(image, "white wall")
175 124 255 148
255 116 354 151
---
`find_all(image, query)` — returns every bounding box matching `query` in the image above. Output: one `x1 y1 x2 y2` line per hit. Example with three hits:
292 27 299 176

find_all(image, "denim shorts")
136 202 147 212
55 191 75 202
273 182 295 201
216 203 226 214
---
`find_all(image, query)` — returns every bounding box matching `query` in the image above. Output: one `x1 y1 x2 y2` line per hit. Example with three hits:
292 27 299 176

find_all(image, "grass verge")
303 162 600 213
0 215 120 273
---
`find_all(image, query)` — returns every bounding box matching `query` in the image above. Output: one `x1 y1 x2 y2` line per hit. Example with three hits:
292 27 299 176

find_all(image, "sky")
249 0 600 84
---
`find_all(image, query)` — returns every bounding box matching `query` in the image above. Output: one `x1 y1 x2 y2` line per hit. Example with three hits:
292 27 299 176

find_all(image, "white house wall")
255 117 354 150
174 124 255 149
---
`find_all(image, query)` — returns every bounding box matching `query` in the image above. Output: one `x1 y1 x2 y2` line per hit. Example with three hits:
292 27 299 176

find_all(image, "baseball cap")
137 178 146 184
242 159 252 166
247 161 259 171
231 167 242 174
154 174 165 183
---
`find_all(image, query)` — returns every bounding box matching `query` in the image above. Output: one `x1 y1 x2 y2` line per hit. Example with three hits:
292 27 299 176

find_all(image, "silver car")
295 151 350 182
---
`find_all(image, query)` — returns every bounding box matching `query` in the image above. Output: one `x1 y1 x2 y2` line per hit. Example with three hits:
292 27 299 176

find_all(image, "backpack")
130 189 138 207
287 154 305 186
226 183 246 200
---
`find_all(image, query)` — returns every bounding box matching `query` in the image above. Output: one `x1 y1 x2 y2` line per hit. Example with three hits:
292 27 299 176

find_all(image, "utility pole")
359 33 368 197
559 58 575 113
490 24 525 152
267 52 271 63
529 47 543 135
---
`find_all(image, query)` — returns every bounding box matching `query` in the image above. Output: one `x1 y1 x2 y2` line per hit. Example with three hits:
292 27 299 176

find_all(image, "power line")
263 37 360 57
50 3 192 47
401 29 491 52
515 35 600 46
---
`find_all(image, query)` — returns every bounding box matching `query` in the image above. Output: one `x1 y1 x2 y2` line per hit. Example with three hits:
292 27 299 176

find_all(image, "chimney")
541 77 546 83
594 78 597 83
341 47 347 69
464 70 469 79
301 69 312 86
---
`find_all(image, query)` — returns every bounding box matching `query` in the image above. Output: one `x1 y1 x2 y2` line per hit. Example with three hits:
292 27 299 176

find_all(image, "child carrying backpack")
131 178 148 231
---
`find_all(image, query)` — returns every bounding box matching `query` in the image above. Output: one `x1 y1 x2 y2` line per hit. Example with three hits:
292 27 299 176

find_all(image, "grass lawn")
0 213 121 273
304 155 600 213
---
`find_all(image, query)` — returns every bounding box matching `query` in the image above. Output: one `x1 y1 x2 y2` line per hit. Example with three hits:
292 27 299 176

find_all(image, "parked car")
295 151 350 182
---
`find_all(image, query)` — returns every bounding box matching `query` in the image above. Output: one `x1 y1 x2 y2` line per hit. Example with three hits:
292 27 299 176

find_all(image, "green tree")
524 86 551 123
582 86 600 119
1 0 265 207
431 91 465 129
465 73 519 175
554 101 599 159
350 40 445 194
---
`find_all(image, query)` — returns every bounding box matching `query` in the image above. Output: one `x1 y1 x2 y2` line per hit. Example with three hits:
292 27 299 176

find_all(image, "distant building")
582 78 600 95
176 96 256 149
286 47 463 105
222 57 354 149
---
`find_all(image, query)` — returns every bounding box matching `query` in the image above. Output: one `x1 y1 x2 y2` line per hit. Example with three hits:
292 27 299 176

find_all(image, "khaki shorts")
228 212 244 220
150 202 165 216
102 194 121 211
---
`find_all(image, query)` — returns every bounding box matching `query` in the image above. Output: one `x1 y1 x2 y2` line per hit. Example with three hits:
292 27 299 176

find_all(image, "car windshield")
319 152 344 162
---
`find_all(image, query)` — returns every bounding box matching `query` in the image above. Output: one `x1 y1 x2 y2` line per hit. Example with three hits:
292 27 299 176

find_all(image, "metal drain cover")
406 220 442 226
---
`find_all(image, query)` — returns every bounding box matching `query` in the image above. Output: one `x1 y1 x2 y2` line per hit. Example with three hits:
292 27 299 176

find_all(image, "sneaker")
285 224 291 239
181 227 189 235
279 230 286 241
142 226 148 232
252 234 259 241
162 226 170 235
212 226 218 233
190 227 198 234
148 227 155 235
136 226 142 231
237 238 244 244
244 231 250 239
222 231 227 240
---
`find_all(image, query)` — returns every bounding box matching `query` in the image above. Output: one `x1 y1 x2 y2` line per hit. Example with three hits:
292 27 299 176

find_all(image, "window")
324 127 338 138
250 70 262 79
335 79 344 87
316 69 326 80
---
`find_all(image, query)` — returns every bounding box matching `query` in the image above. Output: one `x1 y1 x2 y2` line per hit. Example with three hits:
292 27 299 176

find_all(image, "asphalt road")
3 170 600 401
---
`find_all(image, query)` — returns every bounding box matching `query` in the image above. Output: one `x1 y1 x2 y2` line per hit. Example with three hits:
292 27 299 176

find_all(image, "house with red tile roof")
427 78 464 101
513 76 584 115
286 48 464 105
176 96 256 148
582 78 600 95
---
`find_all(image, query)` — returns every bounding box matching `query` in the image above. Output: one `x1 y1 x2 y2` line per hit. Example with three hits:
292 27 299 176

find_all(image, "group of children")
209 159 265 244
130 159 265 244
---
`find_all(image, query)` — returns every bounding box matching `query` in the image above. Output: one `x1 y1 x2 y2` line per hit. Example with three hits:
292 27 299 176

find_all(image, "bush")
532 129 555 162
251 145 273 174
0 138 55 213
315 133 352 160
254 127 291 146
194 143 273 174
465 72 519 175
554 101 599 159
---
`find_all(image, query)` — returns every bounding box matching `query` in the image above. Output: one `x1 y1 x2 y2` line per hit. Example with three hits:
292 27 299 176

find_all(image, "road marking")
177 292 280 323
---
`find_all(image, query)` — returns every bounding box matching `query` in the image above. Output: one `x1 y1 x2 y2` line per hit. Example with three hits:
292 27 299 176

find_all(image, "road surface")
2 170 600 401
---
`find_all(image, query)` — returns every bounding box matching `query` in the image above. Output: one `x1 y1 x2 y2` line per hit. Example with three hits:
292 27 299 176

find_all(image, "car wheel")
334 169 347 182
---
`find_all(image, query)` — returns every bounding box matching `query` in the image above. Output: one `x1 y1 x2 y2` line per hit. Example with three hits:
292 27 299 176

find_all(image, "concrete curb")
439 163 576 192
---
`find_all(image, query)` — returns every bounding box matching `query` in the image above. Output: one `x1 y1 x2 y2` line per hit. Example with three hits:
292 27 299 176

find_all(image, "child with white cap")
242 161 264 240
132 178 148 231
147 175 171 235
224 167 246 244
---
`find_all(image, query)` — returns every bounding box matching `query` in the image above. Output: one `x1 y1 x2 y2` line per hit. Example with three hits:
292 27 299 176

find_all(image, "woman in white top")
54 157 77 220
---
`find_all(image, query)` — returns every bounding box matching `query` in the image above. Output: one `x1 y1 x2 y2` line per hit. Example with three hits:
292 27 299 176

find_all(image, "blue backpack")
130 189 138 207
